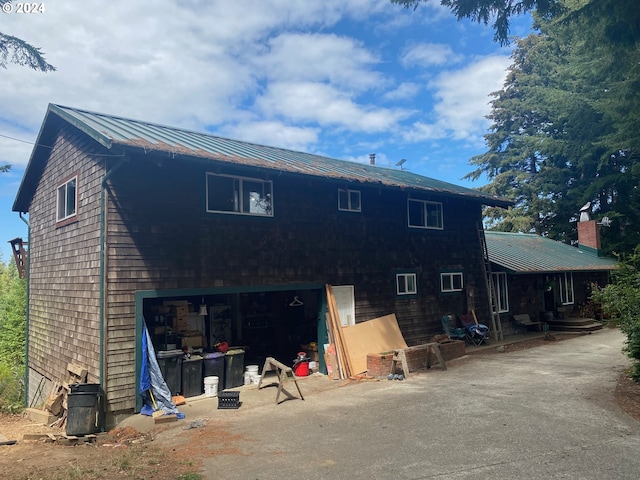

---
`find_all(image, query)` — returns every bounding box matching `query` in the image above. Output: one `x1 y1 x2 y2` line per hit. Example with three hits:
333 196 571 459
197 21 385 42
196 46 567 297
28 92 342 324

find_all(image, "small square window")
440 272 463 292
338 188 361 212
408 199 443 229
56 176 77 223
396 273 417 296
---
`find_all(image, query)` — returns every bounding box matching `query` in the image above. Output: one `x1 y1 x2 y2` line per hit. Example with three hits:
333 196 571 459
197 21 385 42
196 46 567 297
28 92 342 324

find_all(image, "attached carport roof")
13 103 513 212
486 231 617 274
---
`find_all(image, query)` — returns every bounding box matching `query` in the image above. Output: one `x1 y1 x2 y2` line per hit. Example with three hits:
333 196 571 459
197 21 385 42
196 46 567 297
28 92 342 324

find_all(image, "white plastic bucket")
204 376 219 397
246 365 259 384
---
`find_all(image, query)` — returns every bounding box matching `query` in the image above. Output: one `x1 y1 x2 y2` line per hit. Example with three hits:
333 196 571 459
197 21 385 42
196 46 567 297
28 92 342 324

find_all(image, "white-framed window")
338 188 361 212
396 273 417 296
56 176 77 223
408 199 443 229
491 272 509 313
559 272 574 305
206 173 273 216
440 272 463 292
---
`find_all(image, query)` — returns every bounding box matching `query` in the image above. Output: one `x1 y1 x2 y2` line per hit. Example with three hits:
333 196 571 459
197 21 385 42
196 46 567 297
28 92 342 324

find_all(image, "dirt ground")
1 335 639 480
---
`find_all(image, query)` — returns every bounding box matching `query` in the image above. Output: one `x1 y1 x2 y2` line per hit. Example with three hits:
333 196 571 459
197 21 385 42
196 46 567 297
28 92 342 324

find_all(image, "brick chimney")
369 153 376 165
578 220 601 256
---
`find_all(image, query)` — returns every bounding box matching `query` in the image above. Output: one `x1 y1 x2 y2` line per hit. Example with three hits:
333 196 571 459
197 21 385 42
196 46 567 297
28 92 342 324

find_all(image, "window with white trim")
491 272 509 313
440 272 463 292
396 273 417 296
206 173 273 216
56 176 77 223
408 199 443 229
338 188 361 212
559 272 574 305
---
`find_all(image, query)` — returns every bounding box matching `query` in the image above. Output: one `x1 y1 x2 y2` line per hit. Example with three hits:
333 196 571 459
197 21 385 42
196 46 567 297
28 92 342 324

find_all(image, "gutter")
99 156 127 429
19 213 30 407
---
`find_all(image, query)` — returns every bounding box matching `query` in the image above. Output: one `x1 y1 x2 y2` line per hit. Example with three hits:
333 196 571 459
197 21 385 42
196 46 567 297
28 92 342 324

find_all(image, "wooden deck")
545 317 604 333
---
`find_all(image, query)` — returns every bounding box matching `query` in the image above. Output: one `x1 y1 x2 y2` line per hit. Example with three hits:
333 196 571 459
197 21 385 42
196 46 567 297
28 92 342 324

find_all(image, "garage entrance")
137 284 326 402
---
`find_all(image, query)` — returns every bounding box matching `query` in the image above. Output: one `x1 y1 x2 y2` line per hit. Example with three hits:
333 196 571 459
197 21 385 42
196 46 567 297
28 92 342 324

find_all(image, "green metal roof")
13 103 512 212
485 231 617 274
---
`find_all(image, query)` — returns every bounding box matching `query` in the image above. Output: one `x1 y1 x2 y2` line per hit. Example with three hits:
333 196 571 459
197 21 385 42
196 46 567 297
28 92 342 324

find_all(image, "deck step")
548 322 604 332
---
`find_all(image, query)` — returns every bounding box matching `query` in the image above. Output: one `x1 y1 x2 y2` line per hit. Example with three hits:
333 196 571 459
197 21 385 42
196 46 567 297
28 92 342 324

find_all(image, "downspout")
19 212 30 407
99 157 127 427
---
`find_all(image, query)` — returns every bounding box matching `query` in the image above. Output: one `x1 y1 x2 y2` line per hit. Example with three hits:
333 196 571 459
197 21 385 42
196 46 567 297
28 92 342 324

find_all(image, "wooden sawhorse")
257 357 305 404
389 343 447 378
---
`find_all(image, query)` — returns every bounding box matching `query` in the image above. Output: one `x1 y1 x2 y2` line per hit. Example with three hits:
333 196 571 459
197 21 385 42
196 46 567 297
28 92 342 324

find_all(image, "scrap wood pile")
39 363 89 428
325 284 410 380
324 284 354 380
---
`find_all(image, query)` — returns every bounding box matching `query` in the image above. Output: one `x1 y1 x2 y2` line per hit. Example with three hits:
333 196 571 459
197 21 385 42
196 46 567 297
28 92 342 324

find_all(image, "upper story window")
408 199 443 229
206 173 273 216
396 272 417 296
56 175 77 224
338 188 361 212
440 272 463 292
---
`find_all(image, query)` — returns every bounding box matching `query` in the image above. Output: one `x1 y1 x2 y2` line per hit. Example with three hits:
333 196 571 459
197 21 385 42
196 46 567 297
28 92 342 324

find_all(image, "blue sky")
0 0 532 261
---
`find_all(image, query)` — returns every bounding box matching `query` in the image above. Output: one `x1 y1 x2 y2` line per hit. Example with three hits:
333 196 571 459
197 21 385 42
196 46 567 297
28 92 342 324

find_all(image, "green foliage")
591 248 640 380
0 255 26 412
0 1 55 72
466 0 640 255
390 0 565 45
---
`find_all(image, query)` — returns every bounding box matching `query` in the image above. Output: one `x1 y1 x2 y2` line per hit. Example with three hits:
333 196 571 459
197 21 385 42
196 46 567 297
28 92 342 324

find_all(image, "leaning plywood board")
341 314 408 375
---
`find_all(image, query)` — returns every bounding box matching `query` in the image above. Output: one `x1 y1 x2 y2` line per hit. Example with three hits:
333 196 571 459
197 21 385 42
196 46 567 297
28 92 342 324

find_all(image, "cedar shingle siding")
28 125 104 388
16 105 511 416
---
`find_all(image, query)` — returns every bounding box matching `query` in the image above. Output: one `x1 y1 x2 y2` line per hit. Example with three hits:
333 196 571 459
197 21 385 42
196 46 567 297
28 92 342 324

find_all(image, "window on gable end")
56 175 78 225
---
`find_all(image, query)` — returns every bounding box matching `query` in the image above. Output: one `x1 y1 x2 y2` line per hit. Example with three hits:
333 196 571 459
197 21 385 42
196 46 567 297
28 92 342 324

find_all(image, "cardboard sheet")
341 313 408 375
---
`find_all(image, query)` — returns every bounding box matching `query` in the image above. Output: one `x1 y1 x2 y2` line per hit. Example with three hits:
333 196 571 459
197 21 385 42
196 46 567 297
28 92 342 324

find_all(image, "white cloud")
400 43 463 67
431 55 511 141
254 33 383 92
403 54 510 144
256 82 410 132
383 82 421 101
219 121 320 152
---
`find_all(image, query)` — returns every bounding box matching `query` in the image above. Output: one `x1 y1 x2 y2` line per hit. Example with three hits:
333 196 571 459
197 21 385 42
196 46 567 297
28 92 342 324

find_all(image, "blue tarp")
140 323 179 416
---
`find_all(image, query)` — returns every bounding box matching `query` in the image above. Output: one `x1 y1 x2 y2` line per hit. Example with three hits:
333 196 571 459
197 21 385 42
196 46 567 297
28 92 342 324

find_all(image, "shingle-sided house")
485 220 617 333
13 104 512 422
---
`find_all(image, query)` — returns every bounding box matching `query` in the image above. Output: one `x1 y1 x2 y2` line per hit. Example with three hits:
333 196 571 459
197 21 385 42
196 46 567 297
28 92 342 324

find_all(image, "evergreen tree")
465 2 640 254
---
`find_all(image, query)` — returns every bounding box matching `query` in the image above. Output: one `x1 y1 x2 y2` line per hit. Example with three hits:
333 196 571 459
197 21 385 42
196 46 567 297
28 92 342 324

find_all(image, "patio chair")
441 315 466 342
460 313 490 346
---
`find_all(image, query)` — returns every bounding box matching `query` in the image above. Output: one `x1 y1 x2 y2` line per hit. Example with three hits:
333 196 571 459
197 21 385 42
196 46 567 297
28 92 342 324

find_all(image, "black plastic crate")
217 391 240 409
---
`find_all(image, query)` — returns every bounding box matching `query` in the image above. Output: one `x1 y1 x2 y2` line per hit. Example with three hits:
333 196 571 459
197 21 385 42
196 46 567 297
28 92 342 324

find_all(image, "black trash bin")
224 349 245 389
181 355 203 397
67 383 101 436
157 350 183 395
203 352 225 393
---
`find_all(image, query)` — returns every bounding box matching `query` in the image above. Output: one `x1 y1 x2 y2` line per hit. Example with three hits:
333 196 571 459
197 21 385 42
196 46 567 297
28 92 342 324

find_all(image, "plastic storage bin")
203 352 225 393
182 355 203 397
157 350 183 396
217 391 240 409
224 349 245 389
